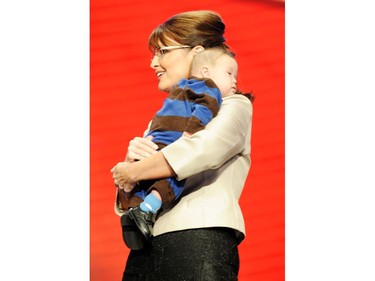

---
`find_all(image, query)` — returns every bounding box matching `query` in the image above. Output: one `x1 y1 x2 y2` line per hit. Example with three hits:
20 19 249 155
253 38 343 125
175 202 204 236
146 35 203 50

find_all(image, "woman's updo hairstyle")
148 10 229 52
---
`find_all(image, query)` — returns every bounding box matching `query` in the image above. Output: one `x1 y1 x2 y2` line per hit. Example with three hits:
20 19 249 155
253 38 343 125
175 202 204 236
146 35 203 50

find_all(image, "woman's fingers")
127 136 158 161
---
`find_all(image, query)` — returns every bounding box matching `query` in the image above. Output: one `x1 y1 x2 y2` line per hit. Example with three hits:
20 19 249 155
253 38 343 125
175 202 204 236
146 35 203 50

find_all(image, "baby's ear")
200 66 209 78
192 45 204 54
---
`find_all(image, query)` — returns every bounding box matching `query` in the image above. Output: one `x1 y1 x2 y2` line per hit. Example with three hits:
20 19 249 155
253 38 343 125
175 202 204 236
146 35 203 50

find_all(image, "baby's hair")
190 48 235 74
190 48 255 103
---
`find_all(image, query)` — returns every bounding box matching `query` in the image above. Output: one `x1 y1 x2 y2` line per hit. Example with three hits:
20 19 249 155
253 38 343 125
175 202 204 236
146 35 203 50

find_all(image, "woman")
111 10 253 281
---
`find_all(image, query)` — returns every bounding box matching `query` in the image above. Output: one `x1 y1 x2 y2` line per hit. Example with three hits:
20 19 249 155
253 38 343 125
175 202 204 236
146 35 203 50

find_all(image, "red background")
90 0 284 280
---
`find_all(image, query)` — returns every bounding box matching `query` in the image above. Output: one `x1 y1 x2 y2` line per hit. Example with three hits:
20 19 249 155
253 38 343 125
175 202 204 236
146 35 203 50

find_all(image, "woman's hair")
236 90 255 103
149 10 255 103
148 10 229 52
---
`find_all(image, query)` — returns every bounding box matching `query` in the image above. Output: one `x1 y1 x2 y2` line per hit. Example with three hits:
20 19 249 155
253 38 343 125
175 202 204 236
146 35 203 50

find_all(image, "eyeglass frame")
153 45 192 58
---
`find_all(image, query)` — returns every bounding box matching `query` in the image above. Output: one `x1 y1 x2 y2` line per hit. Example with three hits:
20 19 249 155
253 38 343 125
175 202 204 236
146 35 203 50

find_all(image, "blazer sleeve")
161 94 253 180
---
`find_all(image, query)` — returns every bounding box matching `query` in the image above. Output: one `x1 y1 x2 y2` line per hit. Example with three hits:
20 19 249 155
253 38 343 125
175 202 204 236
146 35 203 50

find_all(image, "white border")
0 1 89 280
286 1 375 280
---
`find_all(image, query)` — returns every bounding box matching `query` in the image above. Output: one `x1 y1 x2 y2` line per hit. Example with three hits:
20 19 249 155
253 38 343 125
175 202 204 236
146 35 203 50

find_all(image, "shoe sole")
121 213 145 250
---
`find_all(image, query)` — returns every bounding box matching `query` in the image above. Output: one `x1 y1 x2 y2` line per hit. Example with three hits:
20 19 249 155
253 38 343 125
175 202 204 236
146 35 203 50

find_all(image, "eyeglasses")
153 45 192 58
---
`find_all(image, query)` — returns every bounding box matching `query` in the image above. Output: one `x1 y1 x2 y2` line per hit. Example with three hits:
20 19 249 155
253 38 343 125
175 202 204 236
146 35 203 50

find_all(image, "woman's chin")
157 83 171 93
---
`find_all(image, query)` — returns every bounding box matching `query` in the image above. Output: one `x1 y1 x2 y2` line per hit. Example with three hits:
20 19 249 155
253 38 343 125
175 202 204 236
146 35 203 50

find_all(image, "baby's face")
209 55 238 97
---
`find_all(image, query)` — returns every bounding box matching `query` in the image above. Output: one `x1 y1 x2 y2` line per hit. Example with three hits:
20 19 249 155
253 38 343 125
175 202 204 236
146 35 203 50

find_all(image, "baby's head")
190 48 238 97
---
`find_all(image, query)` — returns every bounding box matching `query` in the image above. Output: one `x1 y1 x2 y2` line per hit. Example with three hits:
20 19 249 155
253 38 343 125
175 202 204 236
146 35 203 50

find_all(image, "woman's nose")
150 55 159 69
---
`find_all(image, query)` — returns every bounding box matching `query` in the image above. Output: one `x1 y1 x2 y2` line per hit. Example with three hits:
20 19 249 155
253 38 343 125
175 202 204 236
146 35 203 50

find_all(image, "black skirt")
122 227 240 281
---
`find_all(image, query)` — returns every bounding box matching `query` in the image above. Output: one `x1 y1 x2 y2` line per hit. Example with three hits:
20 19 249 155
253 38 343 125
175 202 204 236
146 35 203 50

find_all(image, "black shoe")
121 211 145 250
120 207 155 250
128 206 155 240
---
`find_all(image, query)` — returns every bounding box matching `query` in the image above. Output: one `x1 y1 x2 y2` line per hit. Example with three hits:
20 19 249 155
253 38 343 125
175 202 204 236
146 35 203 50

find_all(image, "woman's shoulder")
218 94 253 130
222 94 253 112
223 93 251 102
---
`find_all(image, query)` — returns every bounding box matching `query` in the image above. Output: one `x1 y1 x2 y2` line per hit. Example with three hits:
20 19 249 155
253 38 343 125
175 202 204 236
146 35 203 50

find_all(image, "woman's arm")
112 151 175 191
162 94 252 180
111 94 252 186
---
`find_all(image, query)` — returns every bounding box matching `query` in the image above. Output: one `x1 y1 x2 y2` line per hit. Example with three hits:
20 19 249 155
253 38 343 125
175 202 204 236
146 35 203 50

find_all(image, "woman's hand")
111 162 136 192
125 135 158 162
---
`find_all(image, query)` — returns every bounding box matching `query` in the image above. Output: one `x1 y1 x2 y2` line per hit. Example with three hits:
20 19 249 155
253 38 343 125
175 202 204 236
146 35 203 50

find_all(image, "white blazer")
115 94 252 243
